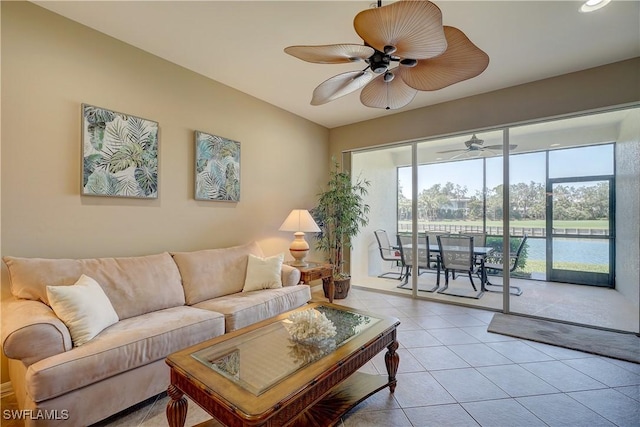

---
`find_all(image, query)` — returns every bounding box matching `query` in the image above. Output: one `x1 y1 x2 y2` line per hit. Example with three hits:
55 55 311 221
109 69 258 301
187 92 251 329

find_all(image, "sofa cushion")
192 285 311 332
172 241 264 305
46 275 119 347
25 306 225 403
3 253 185 320
243 253 284 292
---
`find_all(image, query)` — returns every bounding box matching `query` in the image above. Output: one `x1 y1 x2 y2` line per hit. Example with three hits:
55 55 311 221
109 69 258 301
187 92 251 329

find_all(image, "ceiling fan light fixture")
383 45 397 55
372 64 388 73
580 0 612 13
399 58 418 67
465 133 484 148
368 50 390 73
383 71 395 82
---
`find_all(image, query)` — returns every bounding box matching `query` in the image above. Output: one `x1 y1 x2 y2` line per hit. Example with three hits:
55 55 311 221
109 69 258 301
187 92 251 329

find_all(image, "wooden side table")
287 261 335 303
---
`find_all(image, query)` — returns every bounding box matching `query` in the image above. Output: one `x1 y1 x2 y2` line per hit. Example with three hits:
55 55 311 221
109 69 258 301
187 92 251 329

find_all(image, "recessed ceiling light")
550 143 561 147
580 0 612 13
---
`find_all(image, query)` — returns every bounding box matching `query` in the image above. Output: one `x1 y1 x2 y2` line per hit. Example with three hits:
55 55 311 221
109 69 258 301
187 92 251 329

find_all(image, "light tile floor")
3 287 639 427
353 271 639 333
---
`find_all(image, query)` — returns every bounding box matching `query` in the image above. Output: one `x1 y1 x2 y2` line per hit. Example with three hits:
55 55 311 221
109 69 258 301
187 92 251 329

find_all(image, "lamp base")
289 232 310 267
289 259 309 267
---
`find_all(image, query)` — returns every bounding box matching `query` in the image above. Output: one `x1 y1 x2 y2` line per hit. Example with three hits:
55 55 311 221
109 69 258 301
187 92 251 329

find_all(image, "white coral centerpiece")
283 309 337 343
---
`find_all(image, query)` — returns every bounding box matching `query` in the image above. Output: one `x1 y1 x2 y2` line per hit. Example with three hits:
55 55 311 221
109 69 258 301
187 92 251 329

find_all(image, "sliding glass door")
548 178 614 287
348 105 639 333
508 109 636 332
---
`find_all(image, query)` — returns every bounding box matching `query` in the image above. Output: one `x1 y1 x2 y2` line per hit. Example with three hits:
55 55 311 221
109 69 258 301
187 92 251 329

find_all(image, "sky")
398 144 614 199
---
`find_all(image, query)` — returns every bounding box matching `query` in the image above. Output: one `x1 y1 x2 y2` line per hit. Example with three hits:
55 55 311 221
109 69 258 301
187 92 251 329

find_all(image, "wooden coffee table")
165 302 400 427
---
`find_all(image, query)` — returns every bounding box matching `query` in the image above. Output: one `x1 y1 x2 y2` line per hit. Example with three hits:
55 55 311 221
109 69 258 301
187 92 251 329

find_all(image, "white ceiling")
33 1 640 129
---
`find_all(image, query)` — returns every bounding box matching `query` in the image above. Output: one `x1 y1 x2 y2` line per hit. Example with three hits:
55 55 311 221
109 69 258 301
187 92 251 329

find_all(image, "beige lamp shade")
279 209 321 267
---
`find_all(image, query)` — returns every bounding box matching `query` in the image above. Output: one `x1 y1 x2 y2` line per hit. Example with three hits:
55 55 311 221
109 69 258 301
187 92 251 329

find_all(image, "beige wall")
329 58 640 157
0 2 329 384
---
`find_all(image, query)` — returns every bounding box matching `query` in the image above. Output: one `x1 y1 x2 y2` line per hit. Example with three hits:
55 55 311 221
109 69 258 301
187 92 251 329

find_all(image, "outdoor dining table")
404 243 495 291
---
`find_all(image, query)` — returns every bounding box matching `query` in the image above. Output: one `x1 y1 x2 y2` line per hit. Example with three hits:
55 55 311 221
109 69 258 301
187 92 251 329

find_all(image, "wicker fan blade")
360 69 417 110
399 26 489 91
311 70 373 105
285 44 375 64
354 0 447 59
484 144 518 151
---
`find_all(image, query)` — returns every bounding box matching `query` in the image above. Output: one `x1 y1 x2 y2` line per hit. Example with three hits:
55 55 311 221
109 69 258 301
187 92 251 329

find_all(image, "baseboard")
1 381 14 397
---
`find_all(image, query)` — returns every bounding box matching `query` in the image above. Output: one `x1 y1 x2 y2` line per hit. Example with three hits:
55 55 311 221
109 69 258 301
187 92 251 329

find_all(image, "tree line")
398 181 609 222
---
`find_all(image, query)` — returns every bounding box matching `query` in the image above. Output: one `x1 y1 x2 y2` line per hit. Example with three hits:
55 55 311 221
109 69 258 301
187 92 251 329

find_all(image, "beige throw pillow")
242 253 284 292
46 274 119 346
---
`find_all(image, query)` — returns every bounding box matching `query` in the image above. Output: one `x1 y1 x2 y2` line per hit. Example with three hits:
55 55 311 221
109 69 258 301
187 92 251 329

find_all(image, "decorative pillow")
46 274 119 346
242 253 284 292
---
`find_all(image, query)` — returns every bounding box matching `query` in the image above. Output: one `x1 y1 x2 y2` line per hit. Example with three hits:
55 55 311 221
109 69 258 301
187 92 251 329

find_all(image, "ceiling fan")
284 0 489 110
437 134 518 159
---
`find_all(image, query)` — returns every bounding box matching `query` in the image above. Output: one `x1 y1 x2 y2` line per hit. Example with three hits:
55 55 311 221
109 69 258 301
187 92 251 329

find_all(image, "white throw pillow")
46 274 119 346
242 253 284 292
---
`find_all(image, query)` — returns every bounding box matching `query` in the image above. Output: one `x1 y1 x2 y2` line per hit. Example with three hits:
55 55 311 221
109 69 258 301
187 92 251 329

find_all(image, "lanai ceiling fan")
437 134 518 159
284 0 489 110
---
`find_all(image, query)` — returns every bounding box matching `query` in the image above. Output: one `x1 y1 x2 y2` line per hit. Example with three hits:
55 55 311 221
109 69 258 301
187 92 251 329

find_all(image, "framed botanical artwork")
195 131 240 202
81 104 159 198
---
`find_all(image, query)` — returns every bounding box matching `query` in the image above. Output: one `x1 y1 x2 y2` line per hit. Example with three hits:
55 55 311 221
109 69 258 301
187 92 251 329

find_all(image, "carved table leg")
166 384 188 427
384 339 400 393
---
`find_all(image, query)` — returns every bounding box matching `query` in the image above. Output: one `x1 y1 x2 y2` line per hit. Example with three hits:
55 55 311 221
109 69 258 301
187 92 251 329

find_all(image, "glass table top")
191 305 381 395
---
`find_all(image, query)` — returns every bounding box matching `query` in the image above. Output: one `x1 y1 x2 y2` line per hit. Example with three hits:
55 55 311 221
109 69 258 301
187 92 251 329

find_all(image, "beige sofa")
1 241 310 427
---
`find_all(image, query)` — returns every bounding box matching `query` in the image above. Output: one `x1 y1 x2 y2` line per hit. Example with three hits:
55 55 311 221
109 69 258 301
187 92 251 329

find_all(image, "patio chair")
436 234 484 299
397 233 439 292
484 235 528 296
468 231 489 272
466 232 487 246
374 229 405 280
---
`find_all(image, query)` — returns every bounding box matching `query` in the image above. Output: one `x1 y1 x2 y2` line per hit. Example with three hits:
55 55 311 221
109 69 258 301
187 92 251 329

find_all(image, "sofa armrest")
2 297 72 365
281 264 301 287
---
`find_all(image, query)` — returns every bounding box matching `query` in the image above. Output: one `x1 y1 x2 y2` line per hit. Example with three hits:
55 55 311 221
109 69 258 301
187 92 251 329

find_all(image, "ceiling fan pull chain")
386 82 390 110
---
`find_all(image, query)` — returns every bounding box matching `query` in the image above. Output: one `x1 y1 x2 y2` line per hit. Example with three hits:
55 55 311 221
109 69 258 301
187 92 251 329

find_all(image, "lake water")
526 238 609 264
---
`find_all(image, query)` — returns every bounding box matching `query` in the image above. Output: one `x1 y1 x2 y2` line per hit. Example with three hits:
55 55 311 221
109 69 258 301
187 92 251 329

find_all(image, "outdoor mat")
488 313 640 363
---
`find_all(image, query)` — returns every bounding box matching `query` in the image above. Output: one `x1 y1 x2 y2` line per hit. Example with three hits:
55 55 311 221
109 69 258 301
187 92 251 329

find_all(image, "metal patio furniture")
484 235 528 296
396 233 439 292
436 234 485 299
374 229 405 280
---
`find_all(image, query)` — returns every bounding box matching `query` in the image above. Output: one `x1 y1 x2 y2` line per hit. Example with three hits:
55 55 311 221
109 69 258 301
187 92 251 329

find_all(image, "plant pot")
322 277 350 299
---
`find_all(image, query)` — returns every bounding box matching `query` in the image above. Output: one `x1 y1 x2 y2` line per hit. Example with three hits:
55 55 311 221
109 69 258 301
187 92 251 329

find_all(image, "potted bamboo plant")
313 160 370 299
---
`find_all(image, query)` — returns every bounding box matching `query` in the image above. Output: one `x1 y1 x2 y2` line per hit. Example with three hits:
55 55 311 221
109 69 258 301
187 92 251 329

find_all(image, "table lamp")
279 209 321 267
